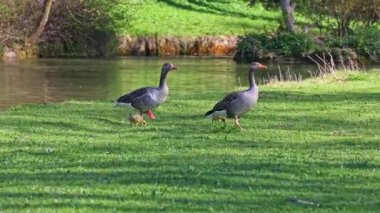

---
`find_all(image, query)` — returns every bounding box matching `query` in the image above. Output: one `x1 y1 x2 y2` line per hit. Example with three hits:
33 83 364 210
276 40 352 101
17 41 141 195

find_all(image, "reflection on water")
0 58 317 110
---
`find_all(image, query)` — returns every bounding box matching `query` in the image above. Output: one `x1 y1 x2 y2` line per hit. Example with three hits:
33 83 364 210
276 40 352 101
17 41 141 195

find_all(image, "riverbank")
1 1 280 59
1 71 379 211
117 35 237 56
2 0 379 62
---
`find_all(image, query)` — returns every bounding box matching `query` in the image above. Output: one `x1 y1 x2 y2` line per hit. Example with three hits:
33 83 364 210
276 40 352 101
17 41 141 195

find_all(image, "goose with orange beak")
205 62 267 129
115 63 177 123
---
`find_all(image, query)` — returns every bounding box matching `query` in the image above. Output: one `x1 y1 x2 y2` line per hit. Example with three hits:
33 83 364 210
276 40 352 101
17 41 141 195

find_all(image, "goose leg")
140 111 147 125
234 116 242 129
212 116 227 128
221 117 226 127
237 118 244 130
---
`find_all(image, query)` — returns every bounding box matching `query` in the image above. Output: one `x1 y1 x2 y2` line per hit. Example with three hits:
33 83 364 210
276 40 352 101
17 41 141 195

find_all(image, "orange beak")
257 63 267 69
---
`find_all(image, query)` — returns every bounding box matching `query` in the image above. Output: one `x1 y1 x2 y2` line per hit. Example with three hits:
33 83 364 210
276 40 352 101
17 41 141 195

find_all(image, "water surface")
0 58 317 110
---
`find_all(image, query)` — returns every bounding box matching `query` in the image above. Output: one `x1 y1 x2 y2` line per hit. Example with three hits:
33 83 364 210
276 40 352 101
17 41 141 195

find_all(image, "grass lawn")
118 0 281 36
0 71 379 211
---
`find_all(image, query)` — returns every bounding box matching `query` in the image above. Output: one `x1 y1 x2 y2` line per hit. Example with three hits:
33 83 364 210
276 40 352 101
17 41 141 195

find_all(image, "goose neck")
248 69 257 90
159 70 168 88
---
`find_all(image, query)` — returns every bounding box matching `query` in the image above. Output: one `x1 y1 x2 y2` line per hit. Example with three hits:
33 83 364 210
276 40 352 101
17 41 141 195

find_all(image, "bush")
234 34 266 62
327 27 380 61
38 0 134 57
234 32 315 62
351 27 380 61
0 0 135 57
269 32 316 56
234 27 380 62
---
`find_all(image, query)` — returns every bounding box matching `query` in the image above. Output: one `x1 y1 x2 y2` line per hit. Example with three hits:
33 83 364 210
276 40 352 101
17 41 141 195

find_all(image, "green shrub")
234 34 266 62
37 0 134 57
38 42 64 57
234 32 315 62
269 32 315 56
353 27 380 61
327 27 380 61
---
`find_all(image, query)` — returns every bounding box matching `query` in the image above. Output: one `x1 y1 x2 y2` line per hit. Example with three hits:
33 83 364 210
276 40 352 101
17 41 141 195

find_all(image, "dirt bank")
118 35 237 56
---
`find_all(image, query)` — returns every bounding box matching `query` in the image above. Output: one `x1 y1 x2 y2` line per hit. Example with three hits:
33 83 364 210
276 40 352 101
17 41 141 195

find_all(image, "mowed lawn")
119 0 281 36
0 71 379 211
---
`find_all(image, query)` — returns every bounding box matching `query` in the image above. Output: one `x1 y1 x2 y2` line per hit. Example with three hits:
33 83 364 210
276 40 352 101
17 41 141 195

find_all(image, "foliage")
249 0 309 13
0 2 12 21
2 0 379 58
249 0 380 38
0 71 379 211
306 0 380 37
248 0 310 32
234 32 315 61
354 28 380 61
0 0 44 44
269 32 315 56
38 0 135 57
0 0 135 57
235 26 380 62
327 27 380 61
348 27 380 61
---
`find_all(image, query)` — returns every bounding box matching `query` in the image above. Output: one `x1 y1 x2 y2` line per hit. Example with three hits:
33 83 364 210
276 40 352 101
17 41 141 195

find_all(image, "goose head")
162 63 177 74
249 62 267 71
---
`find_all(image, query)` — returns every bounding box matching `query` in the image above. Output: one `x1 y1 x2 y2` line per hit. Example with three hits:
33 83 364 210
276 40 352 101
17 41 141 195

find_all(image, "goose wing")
205 91 241 116
116 87 154 104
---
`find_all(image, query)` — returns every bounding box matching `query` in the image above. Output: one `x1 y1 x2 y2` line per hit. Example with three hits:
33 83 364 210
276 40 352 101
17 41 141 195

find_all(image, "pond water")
0 57 318 110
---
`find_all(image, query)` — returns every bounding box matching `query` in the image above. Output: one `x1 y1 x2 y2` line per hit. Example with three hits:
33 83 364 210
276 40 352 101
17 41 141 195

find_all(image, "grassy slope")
118 0 281 36
0 71 379 211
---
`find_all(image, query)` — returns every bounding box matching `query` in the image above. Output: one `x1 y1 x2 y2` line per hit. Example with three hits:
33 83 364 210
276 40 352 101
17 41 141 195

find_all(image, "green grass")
117 0 281 36
0 71 380 211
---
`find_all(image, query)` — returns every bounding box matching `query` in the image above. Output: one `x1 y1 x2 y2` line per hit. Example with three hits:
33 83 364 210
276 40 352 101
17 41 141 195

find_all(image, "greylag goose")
115 63 177 120
205 62 267 129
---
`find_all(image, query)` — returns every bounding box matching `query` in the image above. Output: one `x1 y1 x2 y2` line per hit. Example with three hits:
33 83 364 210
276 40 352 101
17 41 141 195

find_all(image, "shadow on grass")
1 89 379 210
260 91 380 104
1 153 380 210
157 0 279 21
0 202 159 211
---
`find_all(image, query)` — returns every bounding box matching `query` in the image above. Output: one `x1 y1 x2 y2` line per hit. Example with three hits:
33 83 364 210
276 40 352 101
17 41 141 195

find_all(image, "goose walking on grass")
115 63 177 122
205 62 267 129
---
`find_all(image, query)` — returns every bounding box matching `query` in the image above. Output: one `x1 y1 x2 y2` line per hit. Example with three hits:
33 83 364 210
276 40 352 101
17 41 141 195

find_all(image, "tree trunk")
280 0 296 32
27 0 54 44
342 18 350 37
337 17 351 38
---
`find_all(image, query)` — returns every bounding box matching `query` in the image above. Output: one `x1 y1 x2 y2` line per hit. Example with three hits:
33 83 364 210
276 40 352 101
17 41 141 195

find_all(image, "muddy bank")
1 35 237 60
118 36 237 56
